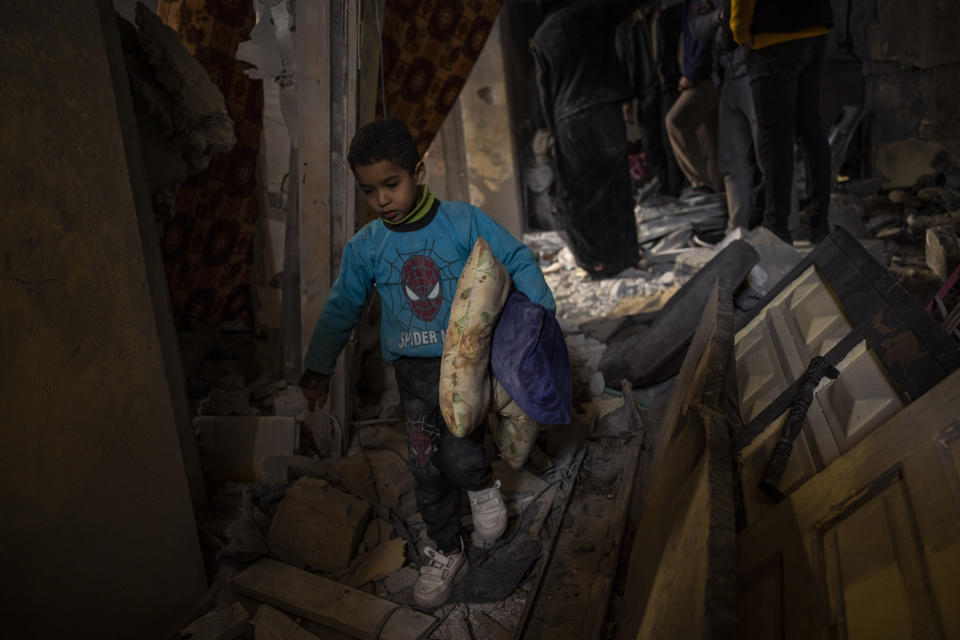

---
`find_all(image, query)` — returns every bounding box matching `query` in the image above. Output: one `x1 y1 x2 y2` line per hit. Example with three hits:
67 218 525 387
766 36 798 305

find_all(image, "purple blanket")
490 291 572 424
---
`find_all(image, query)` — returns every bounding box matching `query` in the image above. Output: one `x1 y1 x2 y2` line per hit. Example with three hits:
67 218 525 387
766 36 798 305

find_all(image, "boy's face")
355 160 425 223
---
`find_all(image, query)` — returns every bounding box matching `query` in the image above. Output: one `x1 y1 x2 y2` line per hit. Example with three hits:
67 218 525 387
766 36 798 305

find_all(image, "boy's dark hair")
347 119 420 174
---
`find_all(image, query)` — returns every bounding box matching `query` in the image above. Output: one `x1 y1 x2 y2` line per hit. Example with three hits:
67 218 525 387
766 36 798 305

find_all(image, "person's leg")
748 42 802 243
554 105 638 277
719 77 755 231
794 36 831 242
665 81 721 190
394 357 462 553
700 93 722 193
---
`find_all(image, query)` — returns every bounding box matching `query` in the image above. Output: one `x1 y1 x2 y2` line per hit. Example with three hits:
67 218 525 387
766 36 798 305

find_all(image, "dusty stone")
268 477 372 572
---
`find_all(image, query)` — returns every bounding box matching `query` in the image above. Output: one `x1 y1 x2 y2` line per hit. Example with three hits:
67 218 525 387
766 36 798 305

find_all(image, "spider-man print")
406 417 439 477
381 240 461 338
402 255 442 321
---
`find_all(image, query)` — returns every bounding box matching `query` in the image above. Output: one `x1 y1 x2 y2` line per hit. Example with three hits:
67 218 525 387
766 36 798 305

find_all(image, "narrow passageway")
4 1 960 639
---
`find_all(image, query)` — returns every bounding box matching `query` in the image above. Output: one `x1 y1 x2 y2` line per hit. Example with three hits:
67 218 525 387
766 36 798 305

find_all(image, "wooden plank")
617 282 739 640
297 0 332 360
232 558 435 640
253 604 320 640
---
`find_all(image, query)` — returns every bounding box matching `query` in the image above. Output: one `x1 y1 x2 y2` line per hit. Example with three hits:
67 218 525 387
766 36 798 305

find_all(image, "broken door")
737 368 960 639
734 228 960 522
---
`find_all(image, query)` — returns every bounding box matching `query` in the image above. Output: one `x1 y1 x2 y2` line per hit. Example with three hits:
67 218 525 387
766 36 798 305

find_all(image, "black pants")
394 357 492 553
554 103 639 277
747 35 830 242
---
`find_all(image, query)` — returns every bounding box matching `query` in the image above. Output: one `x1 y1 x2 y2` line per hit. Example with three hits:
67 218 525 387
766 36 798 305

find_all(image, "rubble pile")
830 153 960 335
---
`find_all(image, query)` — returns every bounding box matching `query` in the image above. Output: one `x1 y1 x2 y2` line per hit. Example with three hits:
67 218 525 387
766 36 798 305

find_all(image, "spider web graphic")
380 238 462 333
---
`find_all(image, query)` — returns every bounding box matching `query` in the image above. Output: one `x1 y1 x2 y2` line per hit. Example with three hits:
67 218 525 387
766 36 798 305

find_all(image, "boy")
299 119 556 608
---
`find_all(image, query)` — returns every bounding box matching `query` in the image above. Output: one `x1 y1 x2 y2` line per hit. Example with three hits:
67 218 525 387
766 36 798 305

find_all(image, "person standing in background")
532 0 639 278
691 0 762 231
665 0 723 198
730 0 833 243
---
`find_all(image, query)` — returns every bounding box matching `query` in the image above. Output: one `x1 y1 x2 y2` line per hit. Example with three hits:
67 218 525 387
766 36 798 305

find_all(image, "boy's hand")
299 370 330 411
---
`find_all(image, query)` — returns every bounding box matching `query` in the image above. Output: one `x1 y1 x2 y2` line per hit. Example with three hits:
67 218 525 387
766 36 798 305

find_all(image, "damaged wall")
0 1 206 637
828 0 960 186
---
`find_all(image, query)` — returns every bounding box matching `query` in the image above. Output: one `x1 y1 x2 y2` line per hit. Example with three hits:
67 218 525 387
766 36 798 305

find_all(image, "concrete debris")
268 477 371 573
338 537 407 588
131 5 236 173
178 602 249 640
232 559 436 639
926 226 960 280
195 416 298 486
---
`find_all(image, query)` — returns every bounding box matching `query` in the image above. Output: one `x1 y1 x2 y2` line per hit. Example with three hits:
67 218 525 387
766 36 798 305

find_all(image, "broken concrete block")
925 226 960 280
340 538 407 588
875 139 947 189
742 226 803 294
195 416 298 487
179 602 249 640
268 477 371 572
367 449 414 514
253 605 320 640
327 454 378 504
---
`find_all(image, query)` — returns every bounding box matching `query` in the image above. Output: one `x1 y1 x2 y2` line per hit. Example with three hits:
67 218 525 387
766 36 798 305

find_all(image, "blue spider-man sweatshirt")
304 198 556 375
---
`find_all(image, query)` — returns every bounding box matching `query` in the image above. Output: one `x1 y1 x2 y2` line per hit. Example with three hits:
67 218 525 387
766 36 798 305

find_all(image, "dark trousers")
747 36 830 242
394 357 492 553
554 103 639 277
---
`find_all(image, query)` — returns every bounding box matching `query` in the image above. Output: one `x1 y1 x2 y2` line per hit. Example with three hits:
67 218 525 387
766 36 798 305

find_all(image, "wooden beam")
232 558 435 640
296 0 332 362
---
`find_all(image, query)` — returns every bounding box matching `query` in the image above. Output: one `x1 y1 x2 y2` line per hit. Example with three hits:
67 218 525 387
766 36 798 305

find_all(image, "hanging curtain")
377 0 503 155
156 0 263 329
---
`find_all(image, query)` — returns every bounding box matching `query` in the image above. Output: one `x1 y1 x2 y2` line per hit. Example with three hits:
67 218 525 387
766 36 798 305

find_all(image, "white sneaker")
468 479 507 543
414 542 468 608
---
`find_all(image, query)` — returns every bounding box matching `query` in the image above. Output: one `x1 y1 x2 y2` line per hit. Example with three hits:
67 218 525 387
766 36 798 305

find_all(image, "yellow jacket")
729 0 829 49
